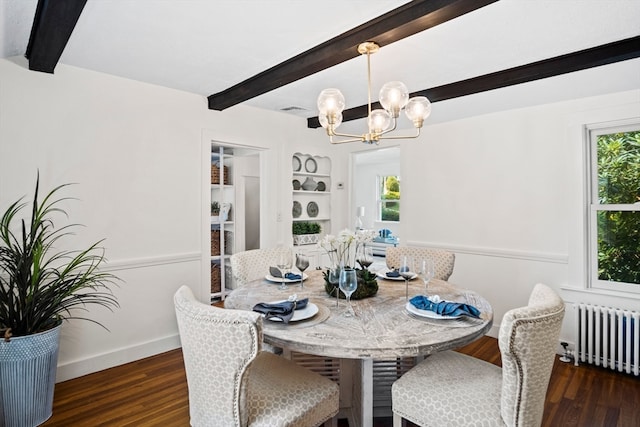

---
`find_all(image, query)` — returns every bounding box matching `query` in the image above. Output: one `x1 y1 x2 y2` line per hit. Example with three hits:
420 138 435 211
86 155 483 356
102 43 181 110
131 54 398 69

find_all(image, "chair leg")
393 412 404 427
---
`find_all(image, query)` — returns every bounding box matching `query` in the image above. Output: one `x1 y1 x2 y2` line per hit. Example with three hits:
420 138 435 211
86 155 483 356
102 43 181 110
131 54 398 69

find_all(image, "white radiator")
574 303 639 376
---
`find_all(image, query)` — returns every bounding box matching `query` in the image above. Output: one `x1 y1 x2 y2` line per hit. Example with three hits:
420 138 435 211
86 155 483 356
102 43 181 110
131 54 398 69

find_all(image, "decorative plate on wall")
307 201 319 217
305 157 317 173
292 201 302 218
293 155 302 172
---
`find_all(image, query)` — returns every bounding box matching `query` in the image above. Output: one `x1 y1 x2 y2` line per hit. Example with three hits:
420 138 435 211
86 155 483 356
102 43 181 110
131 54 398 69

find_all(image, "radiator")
574 303 639 376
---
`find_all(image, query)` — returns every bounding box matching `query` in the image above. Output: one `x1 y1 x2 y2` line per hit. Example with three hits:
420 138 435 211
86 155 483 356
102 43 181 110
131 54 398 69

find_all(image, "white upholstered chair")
385 246 456 281
391 283 565 427
174 286 339 427
230 247 292 289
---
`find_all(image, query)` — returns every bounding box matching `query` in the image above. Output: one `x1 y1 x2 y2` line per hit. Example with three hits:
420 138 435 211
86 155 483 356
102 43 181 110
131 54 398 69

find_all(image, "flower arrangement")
318 228 376 268
318 229 378 299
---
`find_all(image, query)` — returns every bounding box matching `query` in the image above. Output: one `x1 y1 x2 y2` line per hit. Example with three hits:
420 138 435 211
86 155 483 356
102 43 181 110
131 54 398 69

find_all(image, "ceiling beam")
207 0 499 111
25 0 87 73
307 35 640 128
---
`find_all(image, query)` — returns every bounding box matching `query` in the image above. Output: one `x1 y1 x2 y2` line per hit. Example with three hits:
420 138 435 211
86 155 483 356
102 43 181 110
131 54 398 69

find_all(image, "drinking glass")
328 266 341 307
417 258 435 294
295 253 309 288
357 246 374 271
400 255 414 301
339 268 358 317
277 248 293 291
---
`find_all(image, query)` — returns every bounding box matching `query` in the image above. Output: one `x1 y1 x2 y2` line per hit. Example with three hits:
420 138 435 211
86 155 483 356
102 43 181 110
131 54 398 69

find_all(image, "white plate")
377 269 417 281
405 302 461 320
267 302 319 322
265 273 309 283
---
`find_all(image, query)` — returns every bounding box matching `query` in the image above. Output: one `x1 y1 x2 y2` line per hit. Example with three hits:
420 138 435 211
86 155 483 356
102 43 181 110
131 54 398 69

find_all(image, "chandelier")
317 41 432 145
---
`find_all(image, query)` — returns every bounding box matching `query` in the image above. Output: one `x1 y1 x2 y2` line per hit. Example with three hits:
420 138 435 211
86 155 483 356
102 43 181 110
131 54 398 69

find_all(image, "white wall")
0 56 328 381
392 89 640 341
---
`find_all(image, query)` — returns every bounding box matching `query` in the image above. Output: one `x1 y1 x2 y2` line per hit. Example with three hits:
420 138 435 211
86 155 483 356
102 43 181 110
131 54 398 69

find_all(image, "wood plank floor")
42 336 639 426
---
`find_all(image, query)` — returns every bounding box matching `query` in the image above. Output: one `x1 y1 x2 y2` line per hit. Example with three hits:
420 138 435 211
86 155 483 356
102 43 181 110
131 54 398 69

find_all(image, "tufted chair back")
230 247 292 289
174 285 261 426
386 246 455 280
498 283 565 427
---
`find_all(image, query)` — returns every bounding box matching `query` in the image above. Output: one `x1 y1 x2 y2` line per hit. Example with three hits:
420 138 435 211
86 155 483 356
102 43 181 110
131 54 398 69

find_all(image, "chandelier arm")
329 136 366 144
330 129 367 140
378 128 422 141
367 49 373 136
377 116 399 138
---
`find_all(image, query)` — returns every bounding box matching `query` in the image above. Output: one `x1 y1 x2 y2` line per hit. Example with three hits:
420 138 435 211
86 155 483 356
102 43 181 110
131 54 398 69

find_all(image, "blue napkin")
386 270 400 278
253 298 309 323
410 295 480 318
269 267 301 281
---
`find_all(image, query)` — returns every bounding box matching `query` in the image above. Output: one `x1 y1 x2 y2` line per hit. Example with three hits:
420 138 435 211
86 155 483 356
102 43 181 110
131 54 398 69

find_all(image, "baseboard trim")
405 241 568 264
56 334 181 382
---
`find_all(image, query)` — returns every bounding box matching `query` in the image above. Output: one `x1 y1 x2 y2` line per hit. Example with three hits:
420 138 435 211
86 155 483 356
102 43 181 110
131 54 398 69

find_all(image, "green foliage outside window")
380 176 400 221
596 131 640 285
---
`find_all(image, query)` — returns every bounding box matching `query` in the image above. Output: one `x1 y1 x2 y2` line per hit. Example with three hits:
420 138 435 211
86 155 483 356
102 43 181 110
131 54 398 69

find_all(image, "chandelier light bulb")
405 96 432 128
317 88 345 115
319 111 343 130
368 109 391 134
379 81 409 118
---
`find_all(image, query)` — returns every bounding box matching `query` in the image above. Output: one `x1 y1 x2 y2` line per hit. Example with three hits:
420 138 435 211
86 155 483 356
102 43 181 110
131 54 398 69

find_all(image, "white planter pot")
293 233 319 246
0 324 61 427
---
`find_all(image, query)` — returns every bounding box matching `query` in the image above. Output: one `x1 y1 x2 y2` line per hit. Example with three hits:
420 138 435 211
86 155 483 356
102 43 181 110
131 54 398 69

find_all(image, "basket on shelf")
211 230 221 256
211 163 229 185
211 264 221 293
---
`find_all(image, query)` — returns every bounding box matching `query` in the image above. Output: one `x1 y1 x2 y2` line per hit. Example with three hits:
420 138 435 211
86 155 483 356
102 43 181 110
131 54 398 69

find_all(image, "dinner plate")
292 201 302 218
307 201 319 217
292 155 302 172
405 302 461 320
377 269 417 281
265 273 309 283
266 301 319 322
305 157 317 173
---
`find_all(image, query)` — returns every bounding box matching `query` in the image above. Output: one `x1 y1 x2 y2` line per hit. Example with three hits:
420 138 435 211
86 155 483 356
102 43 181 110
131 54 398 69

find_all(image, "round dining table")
224 269 493 427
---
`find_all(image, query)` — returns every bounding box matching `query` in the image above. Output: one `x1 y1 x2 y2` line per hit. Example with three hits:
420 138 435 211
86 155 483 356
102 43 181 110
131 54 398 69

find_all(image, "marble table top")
224 270 493 360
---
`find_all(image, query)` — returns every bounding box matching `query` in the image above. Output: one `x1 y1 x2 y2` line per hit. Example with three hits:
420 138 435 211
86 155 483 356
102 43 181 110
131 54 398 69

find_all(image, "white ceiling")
2 0 639 123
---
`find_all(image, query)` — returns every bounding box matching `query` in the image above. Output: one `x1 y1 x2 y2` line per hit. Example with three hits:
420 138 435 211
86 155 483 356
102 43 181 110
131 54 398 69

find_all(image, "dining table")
224 268 493 427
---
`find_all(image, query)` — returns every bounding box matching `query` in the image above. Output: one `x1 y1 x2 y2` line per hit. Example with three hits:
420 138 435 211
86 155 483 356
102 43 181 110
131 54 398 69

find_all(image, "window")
377 175 400 222
588 125 640 292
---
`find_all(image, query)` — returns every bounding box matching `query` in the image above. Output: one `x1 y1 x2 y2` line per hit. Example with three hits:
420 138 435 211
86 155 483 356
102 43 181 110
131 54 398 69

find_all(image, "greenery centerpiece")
319 229 378 299
0 176 119 426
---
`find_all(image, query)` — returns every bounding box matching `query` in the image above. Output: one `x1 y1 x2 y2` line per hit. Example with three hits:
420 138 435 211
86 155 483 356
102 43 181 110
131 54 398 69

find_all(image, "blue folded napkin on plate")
269 268 301 281
410 295 480 318
253 298 309 323
386 270 400 278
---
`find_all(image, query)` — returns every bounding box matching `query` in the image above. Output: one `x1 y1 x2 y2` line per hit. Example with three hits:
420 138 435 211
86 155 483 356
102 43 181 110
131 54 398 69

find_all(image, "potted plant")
292 221 321 245
211 201 220 222
0 176 119 427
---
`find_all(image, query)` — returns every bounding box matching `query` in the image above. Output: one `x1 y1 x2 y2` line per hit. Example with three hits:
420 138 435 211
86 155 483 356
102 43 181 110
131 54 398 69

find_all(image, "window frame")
587 123 640 293
376 175 401 223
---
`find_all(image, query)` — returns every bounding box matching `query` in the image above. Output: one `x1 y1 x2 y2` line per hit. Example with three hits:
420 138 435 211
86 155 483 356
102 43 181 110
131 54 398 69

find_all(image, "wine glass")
295 253 309 288
328 266 341 307
277 248 293 291
357 246 374 271
339 268 358 317
417 258 435 294
400 256 414 301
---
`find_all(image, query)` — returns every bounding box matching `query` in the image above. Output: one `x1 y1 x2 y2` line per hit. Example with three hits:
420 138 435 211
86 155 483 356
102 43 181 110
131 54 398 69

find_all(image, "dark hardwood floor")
42 336 639 426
